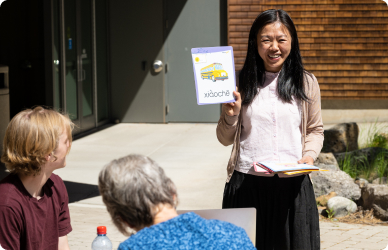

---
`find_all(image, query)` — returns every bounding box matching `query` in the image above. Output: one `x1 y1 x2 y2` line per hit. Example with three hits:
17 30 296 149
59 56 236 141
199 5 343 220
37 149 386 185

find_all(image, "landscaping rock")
334 147 388 168
322 123 359 154
360 184 388 211
314 153 340 171
327 196 357 218
311 170 361 200
372 177 388 185
314 152 339 166
317 206 326 215
372 204 388 221
355 178 369 188
316 191 337 207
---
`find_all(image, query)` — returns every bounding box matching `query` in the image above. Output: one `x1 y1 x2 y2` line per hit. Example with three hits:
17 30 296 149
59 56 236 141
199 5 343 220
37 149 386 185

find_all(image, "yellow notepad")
282 169 329 175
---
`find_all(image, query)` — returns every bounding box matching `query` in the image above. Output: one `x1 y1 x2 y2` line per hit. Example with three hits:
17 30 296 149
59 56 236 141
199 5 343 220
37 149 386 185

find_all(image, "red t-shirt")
0 173 72 250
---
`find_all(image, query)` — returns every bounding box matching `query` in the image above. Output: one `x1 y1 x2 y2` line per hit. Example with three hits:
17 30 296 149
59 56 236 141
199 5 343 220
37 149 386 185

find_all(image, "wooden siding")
228 0 388 99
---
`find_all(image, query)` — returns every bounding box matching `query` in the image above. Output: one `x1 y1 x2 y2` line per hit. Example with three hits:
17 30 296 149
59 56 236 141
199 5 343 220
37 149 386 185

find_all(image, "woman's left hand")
297 156 314 175
297 155 314 165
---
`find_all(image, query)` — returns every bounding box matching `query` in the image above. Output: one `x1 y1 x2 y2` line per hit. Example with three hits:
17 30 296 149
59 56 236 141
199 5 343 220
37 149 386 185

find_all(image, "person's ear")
173 194 178 208
45 153 51 162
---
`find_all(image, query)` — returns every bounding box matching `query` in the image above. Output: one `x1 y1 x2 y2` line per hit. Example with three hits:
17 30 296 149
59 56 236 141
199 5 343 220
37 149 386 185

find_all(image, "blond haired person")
0 107 73 250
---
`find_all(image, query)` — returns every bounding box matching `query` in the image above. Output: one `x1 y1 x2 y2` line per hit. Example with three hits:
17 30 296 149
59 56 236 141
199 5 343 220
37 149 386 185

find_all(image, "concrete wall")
321 100 388 124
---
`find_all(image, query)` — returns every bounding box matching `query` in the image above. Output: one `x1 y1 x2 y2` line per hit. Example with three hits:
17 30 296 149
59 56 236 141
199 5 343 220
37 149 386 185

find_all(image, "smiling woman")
258 22 291 73
239 9 309 106
217 9 324 250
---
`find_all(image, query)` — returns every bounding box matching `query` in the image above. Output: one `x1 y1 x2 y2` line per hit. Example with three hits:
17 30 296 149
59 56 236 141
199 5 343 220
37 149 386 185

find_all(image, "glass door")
79 0 94 129
64 0 79 126
53 0 109 134
52 0 110 134
65 0 95 132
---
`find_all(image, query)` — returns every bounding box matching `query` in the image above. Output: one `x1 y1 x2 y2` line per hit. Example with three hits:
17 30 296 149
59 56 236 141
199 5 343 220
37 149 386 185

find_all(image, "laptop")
177 208 256 244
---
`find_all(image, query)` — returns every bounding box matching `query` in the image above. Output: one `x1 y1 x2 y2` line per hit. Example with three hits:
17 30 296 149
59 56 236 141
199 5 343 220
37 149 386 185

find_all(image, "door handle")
81 49 87 59
78 49 87 81
153 60 163 73
77 67 86 81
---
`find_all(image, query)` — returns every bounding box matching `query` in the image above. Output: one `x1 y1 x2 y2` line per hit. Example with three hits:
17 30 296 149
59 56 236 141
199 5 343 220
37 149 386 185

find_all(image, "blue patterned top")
118 212 255 250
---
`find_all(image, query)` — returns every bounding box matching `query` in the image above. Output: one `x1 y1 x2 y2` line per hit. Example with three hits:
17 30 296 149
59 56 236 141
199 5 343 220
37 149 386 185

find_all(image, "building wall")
228 0 388 101
109 0 225 123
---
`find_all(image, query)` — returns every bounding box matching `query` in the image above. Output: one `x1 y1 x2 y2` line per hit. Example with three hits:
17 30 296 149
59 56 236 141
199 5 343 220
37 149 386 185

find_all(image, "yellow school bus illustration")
200 63 228 82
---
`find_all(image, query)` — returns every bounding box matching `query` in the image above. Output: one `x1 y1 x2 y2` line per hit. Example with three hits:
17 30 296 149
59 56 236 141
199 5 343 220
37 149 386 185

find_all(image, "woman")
216 9 324 249
98 154 255 250
0 107 73 250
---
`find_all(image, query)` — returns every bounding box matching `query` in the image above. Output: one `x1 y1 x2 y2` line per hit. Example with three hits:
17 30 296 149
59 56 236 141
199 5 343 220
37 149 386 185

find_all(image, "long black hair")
239 9 310 106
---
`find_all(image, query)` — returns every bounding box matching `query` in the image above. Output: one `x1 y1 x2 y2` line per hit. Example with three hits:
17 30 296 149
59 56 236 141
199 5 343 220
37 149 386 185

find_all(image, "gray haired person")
98 154 255 250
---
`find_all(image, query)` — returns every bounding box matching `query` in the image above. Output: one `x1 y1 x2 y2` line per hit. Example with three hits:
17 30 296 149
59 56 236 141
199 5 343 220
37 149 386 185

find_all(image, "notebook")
254 162 328 175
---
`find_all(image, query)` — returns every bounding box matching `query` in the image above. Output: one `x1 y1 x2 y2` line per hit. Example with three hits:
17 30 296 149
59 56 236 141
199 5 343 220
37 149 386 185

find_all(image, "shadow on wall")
110 0 187 122
0 162 100 203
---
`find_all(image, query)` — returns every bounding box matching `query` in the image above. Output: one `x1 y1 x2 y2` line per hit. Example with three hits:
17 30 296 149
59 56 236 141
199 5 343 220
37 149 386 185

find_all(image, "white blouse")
236 71 303 177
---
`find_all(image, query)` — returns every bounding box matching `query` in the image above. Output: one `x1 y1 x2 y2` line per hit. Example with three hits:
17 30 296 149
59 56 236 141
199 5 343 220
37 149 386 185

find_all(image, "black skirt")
223 171 320 250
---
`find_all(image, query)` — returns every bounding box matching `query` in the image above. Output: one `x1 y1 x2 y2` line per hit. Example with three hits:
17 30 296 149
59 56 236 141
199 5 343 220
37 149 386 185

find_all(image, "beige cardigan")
216 73 324 182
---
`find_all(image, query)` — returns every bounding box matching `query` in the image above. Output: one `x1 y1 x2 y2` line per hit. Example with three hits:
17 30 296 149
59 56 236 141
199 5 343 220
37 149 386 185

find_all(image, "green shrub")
370 133 388 149
339 152 358 178
375 152 388 183
326 208 335 219
338 150 388 182
359 120 388 149
358 155 373 180
338 121 388 181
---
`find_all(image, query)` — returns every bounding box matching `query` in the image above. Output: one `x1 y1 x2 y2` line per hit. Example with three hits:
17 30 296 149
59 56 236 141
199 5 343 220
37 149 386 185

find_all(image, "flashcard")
191 46 236 105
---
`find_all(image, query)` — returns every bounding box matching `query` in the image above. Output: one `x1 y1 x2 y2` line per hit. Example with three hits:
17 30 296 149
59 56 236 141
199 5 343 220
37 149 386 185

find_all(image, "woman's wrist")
224 112 239 126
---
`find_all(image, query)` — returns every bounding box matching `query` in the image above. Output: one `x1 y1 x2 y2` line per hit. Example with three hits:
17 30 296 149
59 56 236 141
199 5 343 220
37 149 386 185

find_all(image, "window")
215 64 223 70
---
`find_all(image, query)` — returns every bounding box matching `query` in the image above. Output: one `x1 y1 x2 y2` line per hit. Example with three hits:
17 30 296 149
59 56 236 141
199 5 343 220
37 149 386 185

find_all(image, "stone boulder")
327 196 357 218
372 204 388 221
355 178 369 188
372 177 388 185
334 147 388 168
316 192 337 207
314 152 340 171
311 170 361 201
359 184 388 211
322 123 359 153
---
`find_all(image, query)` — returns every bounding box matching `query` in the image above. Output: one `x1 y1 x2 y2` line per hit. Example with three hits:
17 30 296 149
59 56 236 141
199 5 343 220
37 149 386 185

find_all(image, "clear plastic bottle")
91 226 113 250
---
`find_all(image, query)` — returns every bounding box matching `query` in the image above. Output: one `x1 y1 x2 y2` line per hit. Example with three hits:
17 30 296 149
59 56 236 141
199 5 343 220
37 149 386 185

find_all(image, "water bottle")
91 226 113 250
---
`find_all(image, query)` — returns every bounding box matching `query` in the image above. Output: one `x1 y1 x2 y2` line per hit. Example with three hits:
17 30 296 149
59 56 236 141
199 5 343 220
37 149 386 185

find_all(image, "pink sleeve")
216 70 240 146
303 74 324 160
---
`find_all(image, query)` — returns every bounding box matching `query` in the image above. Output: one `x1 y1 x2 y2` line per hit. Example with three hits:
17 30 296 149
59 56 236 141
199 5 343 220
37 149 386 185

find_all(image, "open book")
253 162 328 175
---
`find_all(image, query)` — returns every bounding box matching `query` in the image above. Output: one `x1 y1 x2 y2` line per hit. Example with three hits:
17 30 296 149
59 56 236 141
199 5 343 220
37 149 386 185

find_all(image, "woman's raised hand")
223 87 241 116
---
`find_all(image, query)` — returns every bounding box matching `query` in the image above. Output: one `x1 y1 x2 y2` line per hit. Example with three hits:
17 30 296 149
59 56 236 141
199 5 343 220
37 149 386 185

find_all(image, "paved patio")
67 203 388 250
58 123 388 249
